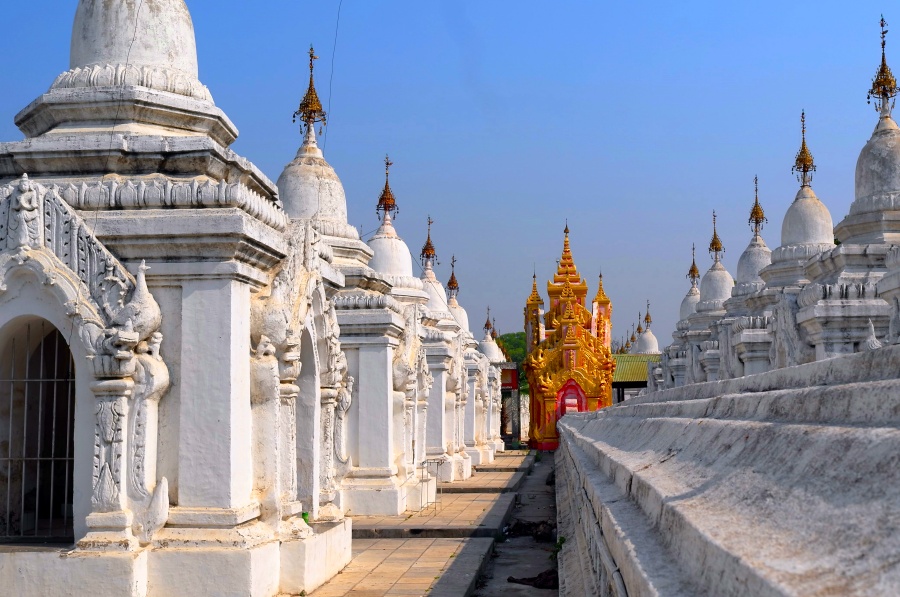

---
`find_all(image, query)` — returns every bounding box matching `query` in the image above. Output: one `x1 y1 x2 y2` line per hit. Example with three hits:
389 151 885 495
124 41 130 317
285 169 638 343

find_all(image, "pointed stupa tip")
792 111 816 187
636 312 644 335
749 175 767 234
594 272 610 304
376 155 399 220
528 273 544 305
293 45 327 132
492 318 499 339
644 300 652 327
556 223 579 280
868 15 898 115
687 243 701 284
709 211 724 262
420 216 438 265
484 307 493 333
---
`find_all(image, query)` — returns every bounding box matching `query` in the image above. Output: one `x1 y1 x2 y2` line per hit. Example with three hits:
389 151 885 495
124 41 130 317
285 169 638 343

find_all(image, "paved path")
474 451 535 473
311 451 549 597
351 493 515 539
438 471 525 493
310 538 493 597
474 453 559 596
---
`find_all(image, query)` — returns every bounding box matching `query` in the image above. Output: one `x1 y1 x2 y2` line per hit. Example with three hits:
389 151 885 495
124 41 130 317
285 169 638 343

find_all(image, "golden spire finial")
527 272 544 305
376 155 398 220
492 318 499 339
749 175 767 235
793 111 816 187
555 223 579 281
447 255 459 295
630 323 636 344
420 216 438 265
484 307 493 333
644 300 652 327
293 45 327 133
869 15 898 116
594 272 610 305
688 243 700 285
709 211 724 262
636 312 644 335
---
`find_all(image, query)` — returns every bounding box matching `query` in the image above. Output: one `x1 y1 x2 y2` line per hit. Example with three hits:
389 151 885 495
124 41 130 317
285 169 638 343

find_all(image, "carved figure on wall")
769 293 814 368
7 174 41 251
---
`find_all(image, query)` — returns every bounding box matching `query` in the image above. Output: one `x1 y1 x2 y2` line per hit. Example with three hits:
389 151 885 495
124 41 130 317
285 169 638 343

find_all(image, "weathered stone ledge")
557 345 900 596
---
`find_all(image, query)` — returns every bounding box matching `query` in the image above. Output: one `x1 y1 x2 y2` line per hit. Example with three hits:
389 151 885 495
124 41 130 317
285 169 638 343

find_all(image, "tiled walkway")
438 470 524 493
312 451 539 596
352 493 515 539
310 538 492 596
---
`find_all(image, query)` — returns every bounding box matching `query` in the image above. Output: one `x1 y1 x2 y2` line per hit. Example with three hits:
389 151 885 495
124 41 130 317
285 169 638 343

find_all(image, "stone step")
351 493 516 539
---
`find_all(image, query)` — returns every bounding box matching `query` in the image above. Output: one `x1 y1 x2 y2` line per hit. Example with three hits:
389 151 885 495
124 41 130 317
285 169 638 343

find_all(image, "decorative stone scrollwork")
798 281 880 308
52 63 213 101
332 290 404 315
46 175 286 231
733 315 772 332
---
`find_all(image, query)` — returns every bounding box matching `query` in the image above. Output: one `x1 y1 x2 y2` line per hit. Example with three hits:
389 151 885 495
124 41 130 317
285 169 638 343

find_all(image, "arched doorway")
0 318 75 543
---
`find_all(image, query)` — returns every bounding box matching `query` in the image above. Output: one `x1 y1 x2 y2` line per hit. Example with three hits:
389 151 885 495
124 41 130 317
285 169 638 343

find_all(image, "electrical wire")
323 0 344 149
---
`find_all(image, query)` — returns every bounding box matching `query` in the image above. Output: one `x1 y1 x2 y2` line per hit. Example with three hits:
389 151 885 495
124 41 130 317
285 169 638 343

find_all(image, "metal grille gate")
0 320 75 543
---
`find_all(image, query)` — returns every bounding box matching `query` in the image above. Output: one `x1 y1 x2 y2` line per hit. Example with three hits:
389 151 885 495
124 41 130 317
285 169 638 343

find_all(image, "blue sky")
0 1 893 342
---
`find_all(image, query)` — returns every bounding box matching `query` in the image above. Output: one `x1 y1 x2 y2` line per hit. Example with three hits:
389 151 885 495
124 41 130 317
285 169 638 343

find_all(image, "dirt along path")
474 451 559 596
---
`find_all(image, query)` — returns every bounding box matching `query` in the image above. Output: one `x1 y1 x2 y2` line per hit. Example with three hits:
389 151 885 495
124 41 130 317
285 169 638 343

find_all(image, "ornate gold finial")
293 45 327 133
629 323 636 345
793 111 816 187
484 307 493 333
644 300 652 327
492 318 499 339
447 255 459 295
376 155 398 220
636 312 644 335
594 273 610 305
528 272 544 305
420 216 438 265
688 243 700 285
749 175 767 235
556 224 579 280
868 16 898 116
709 211 724 262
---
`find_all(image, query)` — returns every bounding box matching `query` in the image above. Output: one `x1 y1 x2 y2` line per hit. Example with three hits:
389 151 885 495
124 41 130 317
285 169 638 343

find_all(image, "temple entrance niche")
0 317 75 543
556 379 586 418
296 323 321 520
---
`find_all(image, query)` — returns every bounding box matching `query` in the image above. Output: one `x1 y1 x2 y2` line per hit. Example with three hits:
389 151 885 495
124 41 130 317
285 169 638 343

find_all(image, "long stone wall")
556 345 900 596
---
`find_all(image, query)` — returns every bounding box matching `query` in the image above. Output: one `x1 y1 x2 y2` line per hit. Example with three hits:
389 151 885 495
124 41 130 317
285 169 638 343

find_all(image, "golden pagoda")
523 225 615 450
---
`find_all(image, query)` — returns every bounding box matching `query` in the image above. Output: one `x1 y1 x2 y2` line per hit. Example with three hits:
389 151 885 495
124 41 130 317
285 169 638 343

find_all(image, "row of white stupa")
658 27 900 387
0 1 508 595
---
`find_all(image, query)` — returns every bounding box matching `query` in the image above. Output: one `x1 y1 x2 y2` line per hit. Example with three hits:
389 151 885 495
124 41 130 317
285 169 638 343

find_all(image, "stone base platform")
473 450 535 473
0 519 352 597
309 538 493 597
556 343 900 596
351 493 515 539
438 470 525 493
